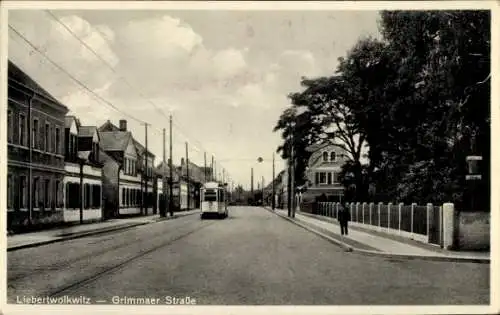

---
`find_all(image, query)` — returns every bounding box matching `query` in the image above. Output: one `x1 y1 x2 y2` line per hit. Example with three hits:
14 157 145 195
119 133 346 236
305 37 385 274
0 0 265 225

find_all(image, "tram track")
8 216 222 301
8 215 199 283
44 219 219 298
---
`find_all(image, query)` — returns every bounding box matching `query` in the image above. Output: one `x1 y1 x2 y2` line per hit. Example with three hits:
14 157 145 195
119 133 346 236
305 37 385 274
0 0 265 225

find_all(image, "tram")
200 181 228 219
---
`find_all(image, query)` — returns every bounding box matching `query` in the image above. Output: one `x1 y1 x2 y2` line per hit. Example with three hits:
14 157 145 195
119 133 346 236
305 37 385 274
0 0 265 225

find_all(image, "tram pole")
161 128 166 217
185 142 190 210
211 155 214 181
272 152 275 210
204 152 207 183
144 123 149 216
169 115 174 217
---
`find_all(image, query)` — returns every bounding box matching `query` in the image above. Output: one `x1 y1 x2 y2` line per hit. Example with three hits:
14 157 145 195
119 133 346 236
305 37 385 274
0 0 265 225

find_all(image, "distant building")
303 142 349 202
7 60 69 231
63 116 103 223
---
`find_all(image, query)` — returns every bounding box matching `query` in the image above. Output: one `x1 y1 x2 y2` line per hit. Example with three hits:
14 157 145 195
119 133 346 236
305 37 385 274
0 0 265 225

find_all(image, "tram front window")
204 189 217 202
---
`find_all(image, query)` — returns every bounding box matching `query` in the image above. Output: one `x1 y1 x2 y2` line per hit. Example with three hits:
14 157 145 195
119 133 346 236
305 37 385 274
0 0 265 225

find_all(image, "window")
33 177 40 208
19 176 27 209
7 174 13 209
19 113 26 146
333 172 339 184
319 172 327 184
92 185 101 208
122 188 126 206
315 172 319 185
54 181 60 208
7 110 13 143
32 118 39 149
322 152 328 162
44 179 50 208
84 184 91 209
45 123 50 152
66 183 80 209
330 152 336 162
55 127 61 154
204 189 217 202
327 173 332 185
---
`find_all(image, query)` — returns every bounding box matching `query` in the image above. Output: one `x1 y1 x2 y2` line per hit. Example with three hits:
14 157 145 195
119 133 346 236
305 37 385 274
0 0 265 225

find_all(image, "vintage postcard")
1 1 498 314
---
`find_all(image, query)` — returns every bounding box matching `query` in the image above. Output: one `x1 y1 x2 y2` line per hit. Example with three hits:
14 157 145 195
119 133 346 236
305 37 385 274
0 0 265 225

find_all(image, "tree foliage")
274 10 490 209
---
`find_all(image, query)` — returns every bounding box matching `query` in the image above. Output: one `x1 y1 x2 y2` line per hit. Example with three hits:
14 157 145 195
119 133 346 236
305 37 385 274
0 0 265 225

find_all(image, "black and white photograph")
1 1 497 314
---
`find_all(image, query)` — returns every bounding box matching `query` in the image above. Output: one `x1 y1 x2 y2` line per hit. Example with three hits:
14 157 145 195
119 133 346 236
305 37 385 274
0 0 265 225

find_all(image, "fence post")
378 202 382 231
329 202 333 217
426 203 432 243
362 202 365 224
350 203 354 222
398 203 403 235
335 202 339 219
369 202 373 226
411 203 416 239
356 202 361 223
387 202 392 232
442 203 455 250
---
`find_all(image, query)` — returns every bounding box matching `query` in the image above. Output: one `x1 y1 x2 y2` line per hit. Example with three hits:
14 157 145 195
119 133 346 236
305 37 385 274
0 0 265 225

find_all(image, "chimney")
119 119 127 131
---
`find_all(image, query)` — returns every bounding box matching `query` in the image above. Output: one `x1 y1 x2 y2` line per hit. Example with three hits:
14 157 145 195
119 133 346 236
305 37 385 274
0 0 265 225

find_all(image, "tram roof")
203 181 226 189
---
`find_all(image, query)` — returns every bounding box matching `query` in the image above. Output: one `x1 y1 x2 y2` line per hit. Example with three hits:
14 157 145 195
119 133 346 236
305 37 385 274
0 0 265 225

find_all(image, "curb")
264 207 490 264
264 207 352 252
7 211 200 252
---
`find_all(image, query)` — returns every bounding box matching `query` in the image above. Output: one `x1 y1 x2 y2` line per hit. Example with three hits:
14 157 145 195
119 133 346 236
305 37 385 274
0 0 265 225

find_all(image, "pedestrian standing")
338 203 351 235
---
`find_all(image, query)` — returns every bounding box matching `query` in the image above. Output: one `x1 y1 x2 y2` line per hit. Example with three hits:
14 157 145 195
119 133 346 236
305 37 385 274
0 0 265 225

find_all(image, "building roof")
99 131 132 152
305 140 336 153
155 161 180 180
99 120 154 158
65 116 78 129
79 126 98 138
8 60 68 112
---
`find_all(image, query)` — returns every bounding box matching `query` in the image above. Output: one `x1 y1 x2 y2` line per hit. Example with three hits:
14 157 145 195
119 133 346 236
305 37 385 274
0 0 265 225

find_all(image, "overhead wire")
45 10 229 174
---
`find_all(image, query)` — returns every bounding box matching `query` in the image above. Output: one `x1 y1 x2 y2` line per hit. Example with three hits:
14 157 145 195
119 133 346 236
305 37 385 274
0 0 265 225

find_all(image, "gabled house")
98 124 144 217
303 141 349 202
63 116 103 223
99 119 155 214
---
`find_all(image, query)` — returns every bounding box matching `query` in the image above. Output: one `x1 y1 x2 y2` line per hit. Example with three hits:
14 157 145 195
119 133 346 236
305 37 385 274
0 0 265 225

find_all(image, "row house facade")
63 116 104 223
7 61 68 231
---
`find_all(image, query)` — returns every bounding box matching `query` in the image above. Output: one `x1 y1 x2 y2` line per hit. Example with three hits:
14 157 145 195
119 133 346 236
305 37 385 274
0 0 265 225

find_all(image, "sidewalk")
7 209 200 251
268 207 490 263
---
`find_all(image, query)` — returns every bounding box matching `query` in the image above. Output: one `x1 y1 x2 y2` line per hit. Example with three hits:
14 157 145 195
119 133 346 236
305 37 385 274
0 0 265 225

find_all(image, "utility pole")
251 167 254 199
144 123 149 216
214 161 217 183
28 93 35 226
223 168 225 184
204 152 207 183
185 142 190 210
211 156 214 181
287 122 292 217
272 152 275 210
169 115 174 217
290 128 295 218
261 176 264 205
161 128 166 217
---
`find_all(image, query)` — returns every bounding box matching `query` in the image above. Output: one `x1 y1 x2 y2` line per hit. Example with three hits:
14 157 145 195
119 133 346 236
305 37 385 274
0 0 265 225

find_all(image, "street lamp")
465 155 482 211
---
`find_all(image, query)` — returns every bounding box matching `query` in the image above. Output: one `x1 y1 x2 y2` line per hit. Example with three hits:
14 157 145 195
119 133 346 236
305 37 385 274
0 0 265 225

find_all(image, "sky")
7 8 381 190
